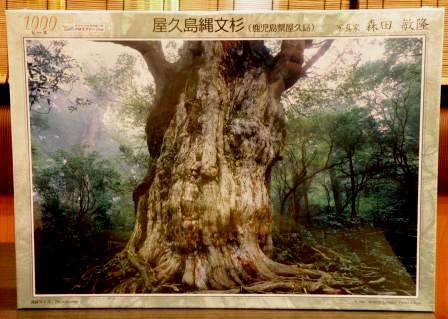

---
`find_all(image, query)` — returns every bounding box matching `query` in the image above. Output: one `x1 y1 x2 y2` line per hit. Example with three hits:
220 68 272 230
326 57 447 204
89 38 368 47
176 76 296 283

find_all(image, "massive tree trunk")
80 40 337 294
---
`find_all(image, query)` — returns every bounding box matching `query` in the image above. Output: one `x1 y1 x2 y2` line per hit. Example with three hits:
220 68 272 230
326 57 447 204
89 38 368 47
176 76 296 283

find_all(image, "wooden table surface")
437 195 448 319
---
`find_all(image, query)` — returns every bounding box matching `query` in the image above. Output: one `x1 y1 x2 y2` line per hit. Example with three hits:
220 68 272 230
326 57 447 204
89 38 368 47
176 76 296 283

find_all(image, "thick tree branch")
302 40 333 73
173 41 204 75
269 40 311 95
111 41 172 85
112 41 204 88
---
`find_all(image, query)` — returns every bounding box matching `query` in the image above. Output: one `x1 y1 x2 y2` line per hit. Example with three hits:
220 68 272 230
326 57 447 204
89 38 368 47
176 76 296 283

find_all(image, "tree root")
74 241 345 294
126 247 155 291
73 249 151 293
74 235 414 296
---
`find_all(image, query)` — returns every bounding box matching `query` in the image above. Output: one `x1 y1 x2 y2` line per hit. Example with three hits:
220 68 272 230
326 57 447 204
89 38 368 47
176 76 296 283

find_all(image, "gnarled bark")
79 40 336 294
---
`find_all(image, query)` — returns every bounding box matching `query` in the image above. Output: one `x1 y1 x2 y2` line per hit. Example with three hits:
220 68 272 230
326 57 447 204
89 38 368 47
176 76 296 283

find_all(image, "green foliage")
118 144 150 186
271 37 422 278
84 53 154 129
28 41 155 293
272 38 421 231
35 145 122 232
33 145 134 293
27 40 82 112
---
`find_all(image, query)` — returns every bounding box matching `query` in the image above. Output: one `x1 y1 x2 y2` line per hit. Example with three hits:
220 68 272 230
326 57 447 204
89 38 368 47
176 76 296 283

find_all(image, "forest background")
27 37 422 295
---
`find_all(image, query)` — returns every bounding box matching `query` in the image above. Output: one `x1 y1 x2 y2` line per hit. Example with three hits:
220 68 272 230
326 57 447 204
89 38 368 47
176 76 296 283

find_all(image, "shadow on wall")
0 84 12 195
0 84 14 243
440 107 448 193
